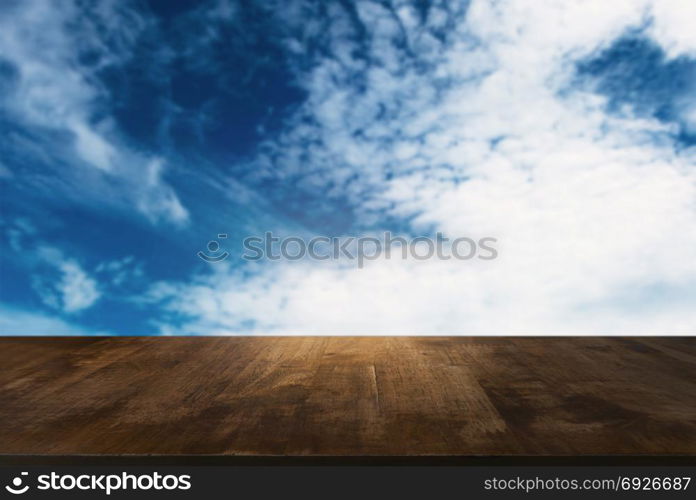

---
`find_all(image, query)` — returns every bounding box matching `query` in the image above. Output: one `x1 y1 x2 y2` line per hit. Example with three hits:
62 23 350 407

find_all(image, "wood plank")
0 337 695 456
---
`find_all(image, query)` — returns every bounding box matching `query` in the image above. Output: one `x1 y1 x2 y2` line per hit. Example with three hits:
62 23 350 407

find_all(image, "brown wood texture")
1 337 695 456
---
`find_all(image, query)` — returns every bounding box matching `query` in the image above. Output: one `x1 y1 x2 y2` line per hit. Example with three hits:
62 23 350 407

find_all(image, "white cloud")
33 246 101 314
70 121 117 172
137 159 190 225
148 0 696 335
0 0 188 225
95 255 144 287
0 304 102 335
3 219 101 315
54 260 101 313
647 0 696 58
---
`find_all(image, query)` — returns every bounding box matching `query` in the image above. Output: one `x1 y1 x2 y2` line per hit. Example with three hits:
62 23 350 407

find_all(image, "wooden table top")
1 337 695 457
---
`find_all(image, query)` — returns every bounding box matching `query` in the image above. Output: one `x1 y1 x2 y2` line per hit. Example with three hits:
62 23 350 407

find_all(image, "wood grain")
0 337 695 456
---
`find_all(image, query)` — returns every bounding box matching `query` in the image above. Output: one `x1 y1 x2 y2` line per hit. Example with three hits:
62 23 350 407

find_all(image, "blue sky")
1 0 696 335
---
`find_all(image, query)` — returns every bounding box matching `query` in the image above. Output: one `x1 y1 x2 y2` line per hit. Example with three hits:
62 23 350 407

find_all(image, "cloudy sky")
1 0 695 335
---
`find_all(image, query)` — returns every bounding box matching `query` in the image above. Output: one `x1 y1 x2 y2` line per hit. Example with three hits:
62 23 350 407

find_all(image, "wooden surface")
0 337 695 456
